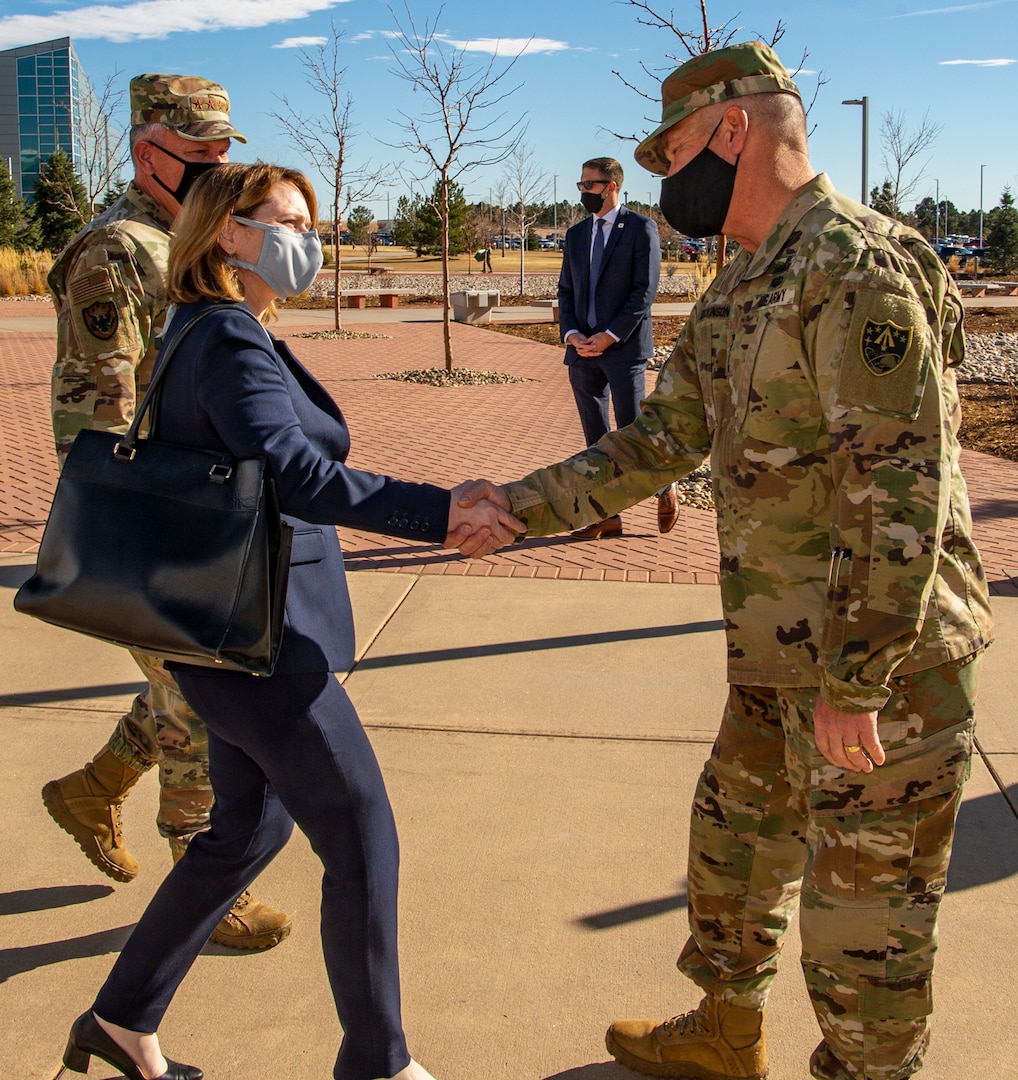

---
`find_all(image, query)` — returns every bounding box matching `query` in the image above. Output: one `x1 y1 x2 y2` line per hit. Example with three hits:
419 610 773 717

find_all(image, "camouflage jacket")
504 174 994 711
48 184 174 461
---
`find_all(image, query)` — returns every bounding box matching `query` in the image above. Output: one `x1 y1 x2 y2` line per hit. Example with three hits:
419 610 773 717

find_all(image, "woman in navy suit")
60 162 521 1080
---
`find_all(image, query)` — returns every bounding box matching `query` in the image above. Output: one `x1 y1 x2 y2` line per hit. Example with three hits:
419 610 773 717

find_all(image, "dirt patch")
480 309 1018 463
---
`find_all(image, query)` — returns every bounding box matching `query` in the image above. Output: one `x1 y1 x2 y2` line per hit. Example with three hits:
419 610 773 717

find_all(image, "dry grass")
327 245 704 277
0 248 53 296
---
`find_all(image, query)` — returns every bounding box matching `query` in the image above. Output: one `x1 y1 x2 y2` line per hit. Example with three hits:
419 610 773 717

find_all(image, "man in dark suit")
558 156 677 539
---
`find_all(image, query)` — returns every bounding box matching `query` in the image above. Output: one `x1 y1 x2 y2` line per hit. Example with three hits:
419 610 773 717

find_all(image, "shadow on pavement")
0 883 113 916
543 1062 633 1080
353 621 725 672
947 783 1018 891
0 684 145 707
0 925 133 984
575 888 688 931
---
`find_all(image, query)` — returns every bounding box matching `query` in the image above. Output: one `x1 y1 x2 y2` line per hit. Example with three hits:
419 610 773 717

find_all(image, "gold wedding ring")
843 744 862 753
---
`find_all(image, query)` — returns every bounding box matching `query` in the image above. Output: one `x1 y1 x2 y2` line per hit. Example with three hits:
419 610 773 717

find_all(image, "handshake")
443 480 524 558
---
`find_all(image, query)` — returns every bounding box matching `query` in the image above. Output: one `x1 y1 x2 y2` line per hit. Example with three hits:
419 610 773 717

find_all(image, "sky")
2 0 1016 231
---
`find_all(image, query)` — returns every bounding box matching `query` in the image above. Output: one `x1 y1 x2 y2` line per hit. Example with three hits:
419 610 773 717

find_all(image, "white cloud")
273 35 328 49
939 57 1016 65
434 35 569 57
895 1 1012 14
0 0 353 47
349 29 399 43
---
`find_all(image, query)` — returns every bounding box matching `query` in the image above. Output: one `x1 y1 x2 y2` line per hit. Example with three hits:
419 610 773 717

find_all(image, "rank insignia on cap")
82 300 119 340
860 318 913 377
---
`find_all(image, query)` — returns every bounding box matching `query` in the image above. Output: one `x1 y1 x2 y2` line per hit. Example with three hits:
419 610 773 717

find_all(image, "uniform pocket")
740 313 822 450
809 716 973 818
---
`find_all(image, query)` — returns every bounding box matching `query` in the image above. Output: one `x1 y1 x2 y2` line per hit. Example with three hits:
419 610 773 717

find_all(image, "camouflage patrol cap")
635 41 799 175
130 73 247 143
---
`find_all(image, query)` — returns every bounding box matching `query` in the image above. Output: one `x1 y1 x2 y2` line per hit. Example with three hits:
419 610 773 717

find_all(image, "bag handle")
114 302 259 460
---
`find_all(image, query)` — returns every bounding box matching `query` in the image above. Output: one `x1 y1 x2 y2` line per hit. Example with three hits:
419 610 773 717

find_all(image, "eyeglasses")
576 179 612 192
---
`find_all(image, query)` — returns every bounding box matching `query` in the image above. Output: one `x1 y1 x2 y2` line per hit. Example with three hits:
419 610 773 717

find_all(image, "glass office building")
0 37 110 203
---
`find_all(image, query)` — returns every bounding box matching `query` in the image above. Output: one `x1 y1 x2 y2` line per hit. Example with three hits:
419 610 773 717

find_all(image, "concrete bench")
956 281 1002 297
366 265 393 276
533 298 559 322
989 281 1018 296
343 289 409 309
450 290 501 325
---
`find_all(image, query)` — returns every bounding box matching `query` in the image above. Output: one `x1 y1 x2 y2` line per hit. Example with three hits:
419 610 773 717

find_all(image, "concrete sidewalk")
2 555 1016 1080
2 295 1017 1078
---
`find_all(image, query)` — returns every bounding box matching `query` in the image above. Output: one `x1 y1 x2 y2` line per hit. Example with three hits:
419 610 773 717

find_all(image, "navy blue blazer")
557 206 660 367
154 299 450 677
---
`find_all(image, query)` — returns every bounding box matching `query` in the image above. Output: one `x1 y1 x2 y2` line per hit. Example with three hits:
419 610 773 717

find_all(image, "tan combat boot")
606 996 767 1079
41 748 145 882
169 839 293 951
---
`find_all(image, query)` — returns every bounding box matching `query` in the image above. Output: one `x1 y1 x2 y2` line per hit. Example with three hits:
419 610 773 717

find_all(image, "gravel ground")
309 271 700 298
958 333 1018 383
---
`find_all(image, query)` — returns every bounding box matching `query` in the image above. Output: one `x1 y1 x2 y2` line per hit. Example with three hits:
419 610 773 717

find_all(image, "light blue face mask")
226 216 324 298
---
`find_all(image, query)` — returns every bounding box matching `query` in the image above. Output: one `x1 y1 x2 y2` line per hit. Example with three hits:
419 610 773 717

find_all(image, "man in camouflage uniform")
465 42 993 1080
44 73 292 951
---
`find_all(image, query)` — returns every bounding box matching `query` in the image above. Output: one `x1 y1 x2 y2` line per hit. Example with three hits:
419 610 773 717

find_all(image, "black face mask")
148 143 222 204
580 190 606 215
659 117 738 238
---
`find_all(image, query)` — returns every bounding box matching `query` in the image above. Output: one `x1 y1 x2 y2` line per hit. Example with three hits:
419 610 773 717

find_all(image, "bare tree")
492 177 514 260
79 71 130 218
463 204 489 275
53 69 130 220
501 144 549 296
272 24 390 330
875 109 943 220
387 2 527 371
558 199 586 234
610 1 825 139
609 1 827 271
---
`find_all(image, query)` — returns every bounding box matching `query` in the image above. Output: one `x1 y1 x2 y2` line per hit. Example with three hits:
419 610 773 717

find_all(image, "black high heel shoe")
63 1011 203 1080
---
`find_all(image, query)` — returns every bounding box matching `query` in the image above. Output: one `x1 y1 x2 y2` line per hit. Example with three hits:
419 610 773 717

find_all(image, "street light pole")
841 97 869 206
553 175 557 239
980 164 986 245
935 179 940 241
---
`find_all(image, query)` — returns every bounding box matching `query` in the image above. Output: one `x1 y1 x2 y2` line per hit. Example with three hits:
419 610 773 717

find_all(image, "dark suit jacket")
557 206 660 367
155 299 450 677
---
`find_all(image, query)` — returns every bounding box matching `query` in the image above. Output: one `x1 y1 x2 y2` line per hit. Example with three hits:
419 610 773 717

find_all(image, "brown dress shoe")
657 484 679 534
571 515 623 540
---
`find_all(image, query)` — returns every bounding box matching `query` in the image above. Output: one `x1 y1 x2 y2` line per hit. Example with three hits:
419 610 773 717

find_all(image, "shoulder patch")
839 290 929 419
82 300 120 340
69 266 116 307
860 318 913 377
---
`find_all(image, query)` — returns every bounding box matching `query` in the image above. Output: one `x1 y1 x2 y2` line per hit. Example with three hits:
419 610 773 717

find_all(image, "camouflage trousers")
678 655 981 1080
106 650 213 843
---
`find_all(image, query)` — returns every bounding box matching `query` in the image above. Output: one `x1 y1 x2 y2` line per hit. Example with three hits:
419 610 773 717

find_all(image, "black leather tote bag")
15 304 292 675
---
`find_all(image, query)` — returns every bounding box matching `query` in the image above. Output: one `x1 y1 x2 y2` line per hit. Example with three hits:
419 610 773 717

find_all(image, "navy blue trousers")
567 356 647 447
92 669 409 1080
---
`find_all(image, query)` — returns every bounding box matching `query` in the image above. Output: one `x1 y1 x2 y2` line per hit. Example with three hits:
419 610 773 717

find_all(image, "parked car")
538 238 557 249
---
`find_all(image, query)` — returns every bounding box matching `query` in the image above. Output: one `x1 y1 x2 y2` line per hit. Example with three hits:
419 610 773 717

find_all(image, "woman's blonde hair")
168 162 318 310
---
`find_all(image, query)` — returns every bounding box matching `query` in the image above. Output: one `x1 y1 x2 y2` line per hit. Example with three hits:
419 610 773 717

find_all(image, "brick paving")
2 298 1015 596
